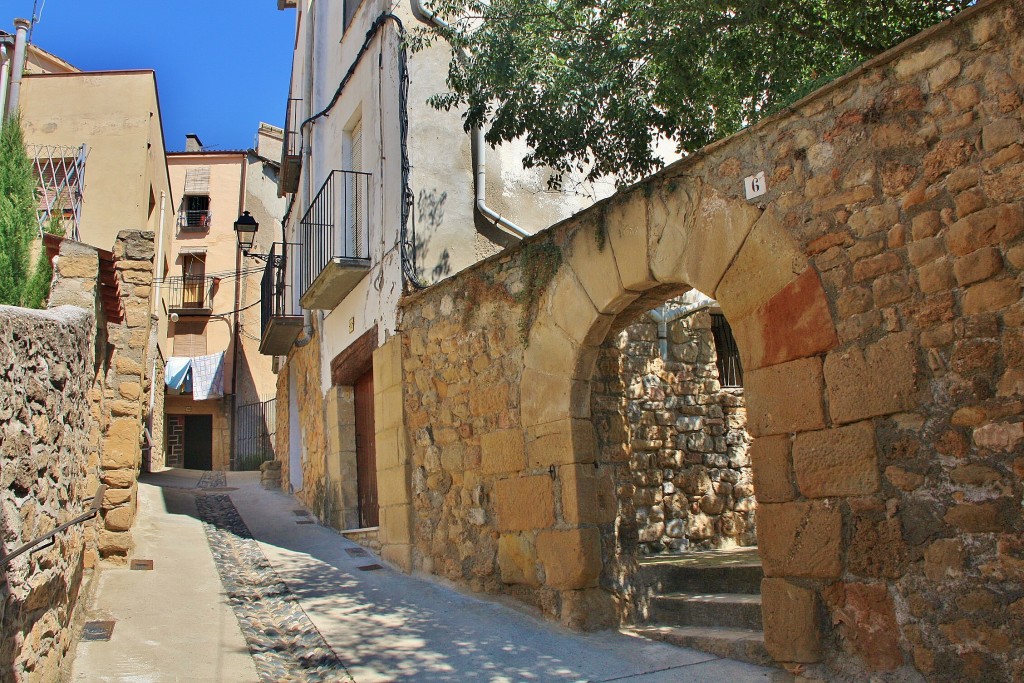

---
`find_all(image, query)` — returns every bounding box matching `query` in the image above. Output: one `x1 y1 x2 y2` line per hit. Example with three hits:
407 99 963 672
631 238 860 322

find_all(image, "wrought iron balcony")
298 170 371 310
165 275 217 313
177 209 212 231
259 243 303 355
279 98 302 195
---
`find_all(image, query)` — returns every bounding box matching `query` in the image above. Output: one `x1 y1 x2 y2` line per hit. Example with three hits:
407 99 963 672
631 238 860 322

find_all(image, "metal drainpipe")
0 45 10 124
5 18 30 120
409 0 529 240
147 190 168 459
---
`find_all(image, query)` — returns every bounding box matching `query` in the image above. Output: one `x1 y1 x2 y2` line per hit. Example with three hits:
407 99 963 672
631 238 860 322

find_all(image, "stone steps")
634 547 770 666
651 592 763 630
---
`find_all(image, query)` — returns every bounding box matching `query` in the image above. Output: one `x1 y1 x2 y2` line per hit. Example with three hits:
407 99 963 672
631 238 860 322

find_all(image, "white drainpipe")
409 0 529 240
5 18 30 120
0 45 10 124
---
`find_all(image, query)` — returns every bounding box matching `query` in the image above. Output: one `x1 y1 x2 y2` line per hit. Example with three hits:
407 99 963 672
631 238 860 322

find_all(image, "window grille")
711 313 743 388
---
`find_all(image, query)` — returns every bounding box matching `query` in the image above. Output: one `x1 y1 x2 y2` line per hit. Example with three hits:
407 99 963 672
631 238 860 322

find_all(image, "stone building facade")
341 2 1024 680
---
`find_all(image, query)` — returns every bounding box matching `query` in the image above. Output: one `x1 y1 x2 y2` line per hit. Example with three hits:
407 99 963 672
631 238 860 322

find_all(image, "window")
710 313 743 388
343 0 361 34
182 253 206 308
181 194 211 229
345 119 364 255
173 319 208 357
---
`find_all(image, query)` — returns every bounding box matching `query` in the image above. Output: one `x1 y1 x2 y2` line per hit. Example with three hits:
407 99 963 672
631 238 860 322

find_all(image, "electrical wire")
297 13 425 291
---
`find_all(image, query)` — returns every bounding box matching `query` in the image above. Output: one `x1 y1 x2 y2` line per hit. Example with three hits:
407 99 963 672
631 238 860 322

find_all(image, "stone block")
497 532 540 586
559 464 616 525
377 464 410 507
381 543 412 572
372 336 402 390
565 215 633 315
480 429 526 475
102 418 140 469
793 421 880 498
751 434 795 503
375 426 408 471
494 475 555 531
962 277 1020 315
730 268 838 371
536 527 601 589
380 504 412 545
57 254 98 279
947 204 1023 256
982 118 1022 151
761 578 821 663
118 382 142 401
520 369 589 426
97 530 131 556
103 505 135 532
745 357 826 437
822 582 903 671
543 268 605 346
924 538 964 581
649 182 761 296
559 587 618 631
757 501 842 579
114 356 143 378
717 211 805 321
375 384 404 431
606 190 658 291
524 319 581 377
525 419 596 469
824 332 917 424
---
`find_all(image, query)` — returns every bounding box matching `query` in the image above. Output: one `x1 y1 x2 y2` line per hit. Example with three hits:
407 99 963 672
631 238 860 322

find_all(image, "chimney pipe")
5 18 30 119
0 45 10 123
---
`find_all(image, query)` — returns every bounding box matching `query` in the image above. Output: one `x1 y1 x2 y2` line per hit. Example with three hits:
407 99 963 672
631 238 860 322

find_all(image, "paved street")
71 470 786 683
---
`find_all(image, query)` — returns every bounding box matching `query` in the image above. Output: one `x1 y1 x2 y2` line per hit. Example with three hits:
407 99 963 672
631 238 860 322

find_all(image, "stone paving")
195 493 355 683
196 469 227 489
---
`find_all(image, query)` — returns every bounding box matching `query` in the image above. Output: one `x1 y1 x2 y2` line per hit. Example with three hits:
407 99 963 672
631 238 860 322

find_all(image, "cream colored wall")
165 154 245 394
20 72 171 253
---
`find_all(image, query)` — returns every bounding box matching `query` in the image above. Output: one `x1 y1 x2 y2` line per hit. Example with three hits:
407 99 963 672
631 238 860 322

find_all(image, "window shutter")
348 121 364 255
173 320 208 357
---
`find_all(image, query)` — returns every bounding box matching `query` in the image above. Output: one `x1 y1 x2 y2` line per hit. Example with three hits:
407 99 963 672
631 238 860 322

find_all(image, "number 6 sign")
744 171 767 200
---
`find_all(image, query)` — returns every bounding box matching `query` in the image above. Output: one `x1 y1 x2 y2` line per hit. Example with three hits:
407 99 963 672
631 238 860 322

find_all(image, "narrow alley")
69 470 783 683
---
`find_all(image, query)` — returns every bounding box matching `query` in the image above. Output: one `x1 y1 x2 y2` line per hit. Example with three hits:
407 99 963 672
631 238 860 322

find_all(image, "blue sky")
8 0 296 152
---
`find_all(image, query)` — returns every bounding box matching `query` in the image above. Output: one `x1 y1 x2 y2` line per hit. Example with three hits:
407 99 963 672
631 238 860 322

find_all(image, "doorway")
354 369 378 528
182 414 213 470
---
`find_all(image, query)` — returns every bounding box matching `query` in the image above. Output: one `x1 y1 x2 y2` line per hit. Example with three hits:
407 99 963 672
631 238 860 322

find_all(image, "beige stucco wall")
20 71 173 257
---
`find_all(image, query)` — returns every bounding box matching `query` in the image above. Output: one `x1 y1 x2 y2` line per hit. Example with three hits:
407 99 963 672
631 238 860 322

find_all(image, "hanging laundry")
191 351 225 401
165 356 193 393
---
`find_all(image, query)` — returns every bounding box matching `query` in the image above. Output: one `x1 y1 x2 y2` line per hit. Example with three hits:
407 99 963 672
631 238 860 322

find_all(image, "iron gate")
233 398 276 471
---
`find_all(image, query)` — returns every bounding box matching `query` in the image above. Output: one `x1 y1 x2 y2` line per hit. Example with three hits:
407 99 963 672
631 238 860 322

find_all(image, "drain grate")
130 559 154 570
344 548 369 558
82 620 115 641
292 509 310 516
356 564 383 571
296 520 314 525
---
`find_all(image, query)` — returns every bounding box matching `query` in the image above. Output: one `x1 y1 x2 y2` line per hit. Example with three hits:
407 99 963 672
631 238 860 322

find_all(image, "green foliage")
23 211 64 309
0 113 39 306
415 0 970 184
514 240 562 341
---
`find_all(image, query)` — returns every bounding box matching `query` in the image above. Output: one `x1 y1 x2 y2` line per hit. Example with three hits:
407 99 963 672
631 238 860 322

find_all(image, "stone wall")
592 304 753 555
376 3 1024 680
0 306 100 682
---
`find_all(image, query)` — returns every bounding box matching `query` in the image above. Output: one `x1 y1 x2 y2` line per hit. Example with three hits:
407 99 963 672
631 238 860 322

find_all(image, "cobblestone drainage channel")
195 494 355 682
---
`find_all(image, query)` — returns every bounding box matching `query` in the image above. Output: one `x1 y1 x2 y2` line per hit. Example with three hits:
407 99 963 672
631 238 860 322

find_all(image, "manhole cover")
356 564 383 571
130 559 154 570
344 548 369 558
82 620 115 641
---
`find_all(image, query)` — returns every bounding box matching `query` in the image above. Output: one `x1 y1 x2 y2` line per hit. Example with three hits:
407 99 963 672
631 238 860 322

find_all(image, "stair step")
641 562 764 595
629 625 772 667
651 592 763 630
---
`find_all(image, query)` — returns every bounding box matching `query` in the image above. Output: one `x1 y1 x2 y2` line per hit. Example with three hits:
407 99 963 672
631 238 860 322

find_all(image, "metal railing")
283 97 302 160
711 313 744 388
260 243 297 338
177 209 212 230
165 275 217 311
298 169 371 297
29 143 87 241
233 398 276 471
0 484 107 568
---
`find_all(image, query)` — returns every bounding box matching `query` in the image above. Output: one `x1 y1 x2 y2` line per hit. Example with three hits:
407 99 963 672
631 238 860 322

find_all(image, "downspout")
5 18 30 120
0 45 10 124
410 0 529 240
292 5 318 350
147 190 168 456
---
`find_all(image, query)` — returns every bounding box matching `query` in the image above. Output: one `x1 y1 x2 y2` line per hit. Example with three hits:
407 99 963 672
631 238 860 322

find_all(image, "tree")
0 113 58 308
415 0 970 184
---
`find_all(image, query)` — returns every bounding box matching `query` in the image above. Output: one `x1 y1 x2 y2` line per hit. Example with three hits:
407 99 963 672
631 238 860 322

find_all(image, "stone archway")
519 176 869 662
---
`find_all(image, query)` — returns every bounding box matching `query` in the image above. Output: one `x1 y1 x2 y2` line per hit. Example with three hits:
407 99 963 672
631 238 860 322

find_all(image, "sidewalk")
71 470 786 683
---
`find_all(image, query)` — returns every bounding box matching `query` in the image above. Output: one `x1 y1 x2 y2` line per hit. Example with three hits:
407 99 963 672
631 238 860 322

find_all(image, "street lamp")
233 211 259 253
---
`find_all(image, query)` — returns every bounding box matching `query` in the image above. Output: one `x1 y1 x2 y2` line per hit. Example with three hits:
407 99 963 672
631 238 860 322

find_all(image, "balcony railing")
259 243 303 355
165 275 217 313
298 169 371 310
177 209 212 231
279 97 302 195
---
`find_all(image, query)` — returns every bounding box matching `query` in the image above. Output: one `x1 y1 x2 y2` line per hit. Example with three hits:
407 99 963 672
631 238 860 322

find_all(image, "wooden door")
354 369 378 527
183 414 213 470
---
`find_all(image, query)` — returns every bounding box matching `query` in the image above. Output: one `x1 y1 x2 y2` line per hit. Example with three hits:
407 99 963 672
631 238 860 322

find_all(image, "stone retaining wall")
0 306 100 682
382 3 1024 680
